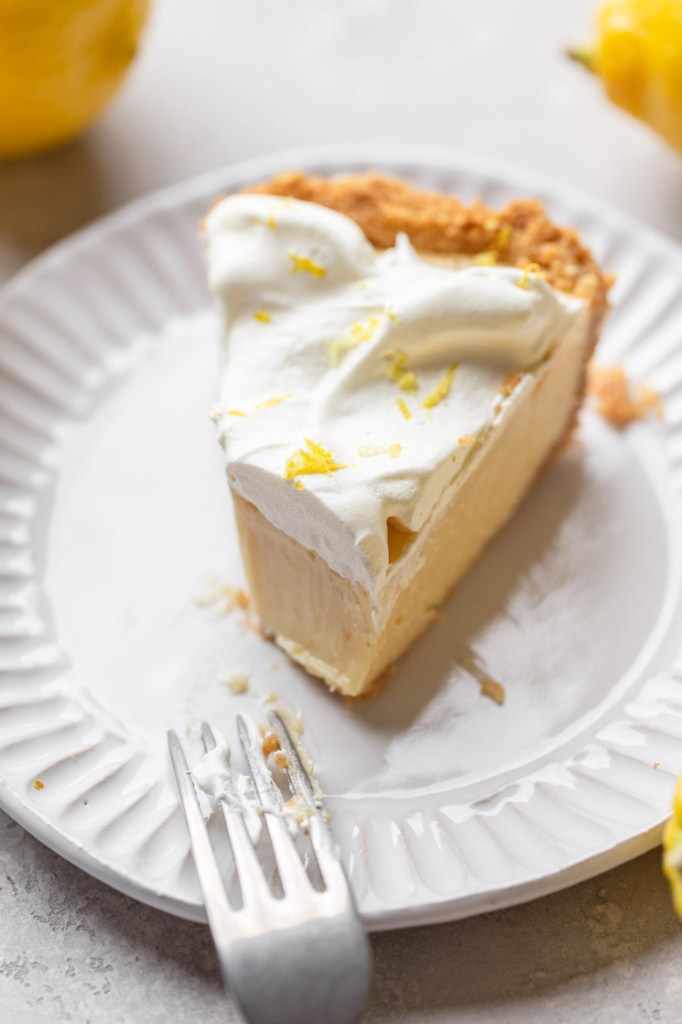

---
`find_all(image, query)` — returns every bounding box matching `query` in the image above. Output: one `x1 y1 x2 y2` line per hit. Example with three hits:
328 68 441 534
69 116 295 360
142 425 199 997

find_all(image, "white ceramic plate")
1 145 682 932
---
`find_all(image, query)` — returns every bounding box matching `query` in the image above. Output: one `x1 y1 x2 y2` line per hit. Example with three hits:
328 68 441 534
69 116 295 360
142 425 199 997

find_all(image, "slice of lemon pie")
204 172 609 698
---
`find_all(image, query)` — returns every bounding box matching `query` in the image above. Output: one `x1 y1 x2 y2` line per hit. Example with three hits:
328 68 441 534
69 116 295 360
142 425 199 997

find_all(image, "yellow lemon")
570 0 682 153
664 775 682 918
0 0 151 160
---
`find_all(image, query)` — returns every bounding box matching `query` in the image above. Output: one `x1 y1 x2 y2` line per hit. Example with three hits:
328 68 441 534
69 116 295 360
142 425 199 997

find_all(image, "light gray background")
1 1 681 1021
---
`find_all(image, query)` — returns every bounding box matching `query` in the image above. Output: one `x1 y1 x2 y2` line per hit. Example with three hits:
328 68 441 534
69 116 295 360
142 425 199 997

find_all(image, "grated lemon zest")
516 262 544 290
396 398 412 421
254 310 272 324
33 779 44 790
385 350 419 394
473 251 497 266
358 443 403 458
283 438 347 479
256 393 292 410
294 480 305 490
228 409 247 417
288 251 326 278
458 434 477 447
398 371 418 393
266 197 294 229
493 224 512 252
328 315 381 365
423 363 458 409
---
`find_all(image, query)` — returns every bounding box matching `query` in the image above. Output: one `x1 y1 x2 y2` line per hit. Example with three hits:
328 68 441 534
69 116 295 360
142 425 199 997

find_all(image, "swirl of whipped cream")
205 194 583 603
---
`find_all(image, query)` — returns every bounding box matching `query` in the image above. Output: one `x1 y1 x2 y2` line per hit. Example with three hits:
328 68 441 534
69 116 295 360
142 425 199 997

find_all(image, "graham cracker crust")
245 169 612 303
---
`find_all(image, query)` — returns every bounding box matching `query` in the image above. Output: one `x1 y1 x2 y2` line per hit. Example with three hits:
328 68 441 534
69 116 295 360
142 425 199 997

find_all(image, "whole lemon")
571 0 682 153
664 776 682 918
0 0 151 160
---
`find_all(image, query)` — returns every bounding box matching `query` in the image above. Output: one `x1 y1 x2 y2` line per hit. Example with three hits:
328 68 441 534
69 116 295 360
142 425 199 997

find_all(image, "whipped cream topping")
205 194 583 606
192 732 235 802
192 732 263 842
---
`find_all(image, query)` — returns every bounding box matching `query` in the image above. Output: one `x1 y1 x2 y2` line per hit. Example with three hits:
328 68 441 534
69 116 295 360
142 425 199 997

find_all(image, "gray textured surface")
2 1 682 1020
1 809 681 1023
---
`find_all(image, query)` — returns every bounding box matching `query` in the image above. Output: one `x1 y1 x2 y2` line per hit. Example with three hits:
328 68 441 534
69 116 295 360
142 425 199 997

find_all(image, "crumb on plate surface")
480 678 506 705
588 364 663 427
221 672 250 695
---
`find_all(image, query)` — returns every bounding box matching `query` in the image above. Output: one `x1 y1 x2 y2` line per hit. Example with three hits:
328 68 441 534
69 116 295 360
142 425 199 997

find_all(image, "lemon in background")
571 0 682 153
0 0 151 160
664 777 682 918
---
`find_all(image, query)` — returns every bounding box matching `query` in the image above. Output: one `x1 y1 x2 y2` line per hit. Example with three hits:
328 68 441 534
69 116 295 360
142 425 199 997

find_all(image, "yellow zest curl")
385 350 419 394
423 363 458 410
288 251 326 278
516 263 544 290
396 398 412 421
256 393 292 410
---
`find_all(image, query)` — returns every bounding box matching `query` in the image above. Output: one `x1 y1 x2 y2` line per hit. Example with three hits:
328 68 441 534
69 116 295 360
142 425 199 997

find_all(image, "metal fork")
168 713 372 1024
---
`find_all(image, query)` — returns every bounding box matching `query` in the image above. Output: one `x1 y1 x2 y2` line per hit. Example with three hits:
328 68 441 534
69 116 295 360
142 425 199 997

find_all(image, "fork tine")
167 730 234 951
198 721 272 910
267 710 324 813
236 714 313 896
267 711 345 886
201 720 217 752
236 715 285 811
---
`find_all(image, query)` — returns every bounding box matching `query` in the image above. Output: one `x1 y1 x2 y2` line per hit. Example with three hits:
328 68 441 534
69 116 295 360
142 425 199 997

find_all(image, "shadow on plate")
349 442 588 735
